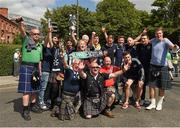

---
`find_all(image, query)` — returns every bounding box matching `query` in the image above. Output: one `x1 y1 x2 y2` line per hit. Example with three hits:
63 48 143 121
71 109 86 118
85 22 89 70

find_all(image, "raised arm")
44 27 53 47
134 28 148 42
71 31 78 47
102 27 108 43
15 17 26 38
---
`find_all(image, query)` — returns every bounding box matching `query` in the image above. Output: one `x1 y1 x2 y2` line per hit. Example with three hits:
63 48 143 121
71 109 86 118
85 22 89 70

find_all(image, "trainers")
40 104 49 110
22 110 31 121
31 104 43 113
146 99 156 110
146 103 156 110
156 104 162 111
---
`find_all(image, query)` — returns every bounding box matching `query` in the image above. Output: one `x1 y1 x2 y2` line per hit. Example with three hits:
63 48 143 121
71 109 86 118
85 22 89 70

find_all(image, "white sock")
158 96 164 105
156 96 164 111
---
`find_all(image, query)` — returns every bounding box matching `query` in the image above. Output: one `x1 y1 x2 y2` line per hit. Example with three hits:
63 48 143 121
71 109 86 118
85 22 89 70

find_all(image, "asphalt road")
0 79 180 127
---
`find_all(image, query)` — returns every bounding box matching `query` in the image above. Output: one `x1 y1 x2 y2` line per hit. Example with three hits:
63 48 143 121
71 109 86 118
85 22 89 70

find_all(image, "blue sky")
0 0 154 20
53 0 98 11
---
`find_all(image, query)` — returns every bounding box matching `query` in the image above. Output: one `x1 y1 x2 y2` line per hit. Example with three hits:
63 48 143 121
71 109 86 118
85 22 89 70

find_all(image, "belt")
63 91 76 97
22 61 38 66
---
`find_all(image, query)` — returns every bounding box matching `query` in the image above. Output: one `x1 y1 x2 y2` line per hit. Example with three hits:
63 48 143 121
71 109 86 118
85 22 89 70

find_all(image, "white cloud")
0 0 55 20
129 0 155 12
90 0 103 4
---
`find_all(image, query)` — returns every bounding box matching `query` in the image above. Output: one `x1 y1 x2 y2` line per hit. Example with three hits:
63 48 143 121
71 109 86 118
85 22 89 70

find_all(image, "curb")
0 83 18 90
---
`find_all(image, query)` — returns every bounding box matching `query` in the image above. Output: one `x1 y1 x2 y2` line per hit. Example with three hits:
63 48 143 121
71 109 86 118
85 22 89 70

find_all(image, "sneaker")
31 104 43 113
146 102 156 110
22 110 31 121
40 104 49 110
156 104 162 111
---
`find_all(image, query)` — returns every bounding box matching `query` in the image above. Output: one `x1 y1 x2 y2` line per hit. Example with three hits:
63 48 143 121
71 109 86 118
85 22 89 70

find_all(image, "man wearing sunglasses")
78 61 127 119
16 17 43 121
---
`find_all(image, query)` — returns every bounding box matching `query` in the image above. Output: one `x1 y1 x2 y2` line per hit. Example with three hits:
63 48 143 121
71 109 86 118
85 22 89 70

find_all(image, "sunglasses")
32 33 40 36
91 66 100 69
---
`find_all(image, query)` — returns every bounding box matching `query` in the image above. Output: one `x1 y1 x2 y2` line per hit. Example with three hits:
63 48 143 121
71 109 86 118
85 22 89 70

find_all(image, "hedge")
0 44 21 76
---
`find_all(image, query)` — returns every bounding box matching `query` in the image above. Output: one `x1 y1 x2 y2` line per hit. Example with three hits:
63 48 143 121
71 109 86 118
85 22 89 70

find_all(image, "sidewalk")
0 76 19 89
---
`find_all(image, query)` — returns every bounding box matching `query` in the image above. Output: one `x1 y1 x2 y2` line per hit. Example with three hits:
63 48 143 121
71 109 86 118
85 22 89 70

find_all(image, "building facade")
0 8 19 43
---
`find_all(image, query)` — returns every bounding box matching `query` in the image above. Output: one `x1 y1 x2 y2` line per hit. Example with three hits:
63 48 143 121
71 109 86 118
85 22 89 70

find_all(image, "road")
0 79 180 127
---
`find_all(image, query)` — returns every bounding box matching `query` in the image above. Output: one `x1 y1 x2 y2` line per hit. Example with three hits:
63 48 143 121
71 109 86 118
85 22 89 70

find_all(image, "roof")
0 14 18 27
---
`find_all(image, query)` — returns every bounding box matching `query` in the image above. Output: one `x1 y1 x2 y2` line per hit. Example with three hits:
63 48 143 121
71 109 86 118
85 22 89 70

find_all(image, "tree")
95 0 147 38
41 5 97 41
150 0 180 36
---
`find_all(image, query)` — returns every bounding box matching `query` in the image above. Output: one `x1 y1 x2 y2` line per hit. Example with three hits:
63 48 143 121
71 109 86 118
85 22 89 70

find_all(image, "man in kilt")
58 59 81 120
78 61 127 119
146 27 179 111
16 17 43 121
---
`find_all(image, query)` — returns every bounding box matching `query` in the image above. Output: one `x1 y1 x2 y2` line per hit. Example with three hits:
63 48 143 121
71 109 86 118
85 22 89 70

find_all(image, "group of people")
15 17 179 121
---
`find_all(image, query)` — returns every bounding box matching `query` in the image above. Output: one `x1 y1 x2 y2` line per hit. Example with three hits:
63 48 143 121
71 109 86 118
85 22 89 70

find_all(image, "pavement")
0 76 19 90
0 75 180 127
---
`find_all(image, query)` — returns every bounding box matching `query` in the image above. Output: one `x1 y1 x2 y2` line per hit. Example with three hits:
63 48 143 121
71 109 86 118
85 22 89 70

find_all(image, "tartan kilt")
59 92 76 120
18 65 39 93
148 64 171 90
83 93 107 116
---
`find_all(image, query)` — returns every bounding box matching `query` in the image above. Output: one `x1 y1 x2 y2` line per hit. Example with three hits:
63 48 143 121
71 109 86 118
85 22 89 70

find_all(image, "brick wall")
0 8 19 44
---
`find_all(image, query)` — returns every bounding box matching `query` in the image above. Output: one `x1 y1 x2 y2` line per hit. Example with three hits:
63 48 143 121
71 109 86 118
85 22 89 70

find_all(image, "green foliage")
41 0 149 41
13 34 23 44
0 44 21 76
150 0 180 36
96 0 146 38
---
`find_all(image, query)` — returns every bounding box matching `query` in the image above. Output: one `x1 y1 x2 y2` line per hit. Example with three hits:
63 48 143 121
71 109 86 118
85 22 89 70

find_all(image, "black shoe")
31 104 43 113
22 110 31 121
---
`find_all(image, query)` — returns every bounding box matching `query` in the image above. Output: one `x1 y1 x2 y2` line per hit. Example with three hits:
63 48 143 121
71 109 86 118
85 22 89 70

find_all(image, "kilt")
18 65 39 93
59 91 77 120
105 86 115 97
148 64 171 90
83 93 107 116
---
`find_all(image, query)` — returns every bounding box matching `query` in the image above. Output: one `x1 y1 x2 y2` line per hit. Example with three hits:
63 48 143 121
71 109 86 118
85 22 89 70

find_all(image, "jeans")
39 72 50 105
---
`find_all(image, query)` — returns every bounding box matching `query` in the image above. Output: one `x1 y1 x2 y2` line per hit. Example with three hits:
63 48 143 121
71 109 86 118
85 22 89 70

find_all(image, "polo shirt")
21 36 42 63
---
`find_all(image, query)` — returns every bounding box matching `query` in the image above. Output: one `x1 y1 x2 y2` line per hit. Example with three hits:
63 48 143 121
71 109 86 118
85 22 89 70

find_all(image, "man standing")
16 17 43 121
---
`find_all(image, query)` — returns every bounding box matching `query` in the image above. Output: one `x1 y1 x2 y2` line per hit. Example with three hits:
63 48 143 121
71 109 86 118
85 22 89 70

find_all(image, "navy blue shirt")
125 44 137 58
63 68 80 93
102 44 117 65
136 43 152 70
115 44 125 67
41 45 53 72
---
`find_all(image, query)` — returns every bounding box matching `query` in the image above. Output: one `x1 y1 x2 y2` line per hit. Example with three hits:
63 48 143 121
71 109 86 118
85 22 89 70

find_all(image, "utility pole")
76 0 79 40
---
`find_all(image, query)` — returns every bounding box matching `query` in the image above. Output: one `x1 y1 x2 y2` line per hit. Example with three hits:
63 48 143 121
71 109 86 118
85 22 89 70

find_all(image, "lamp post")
76 0 79 40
